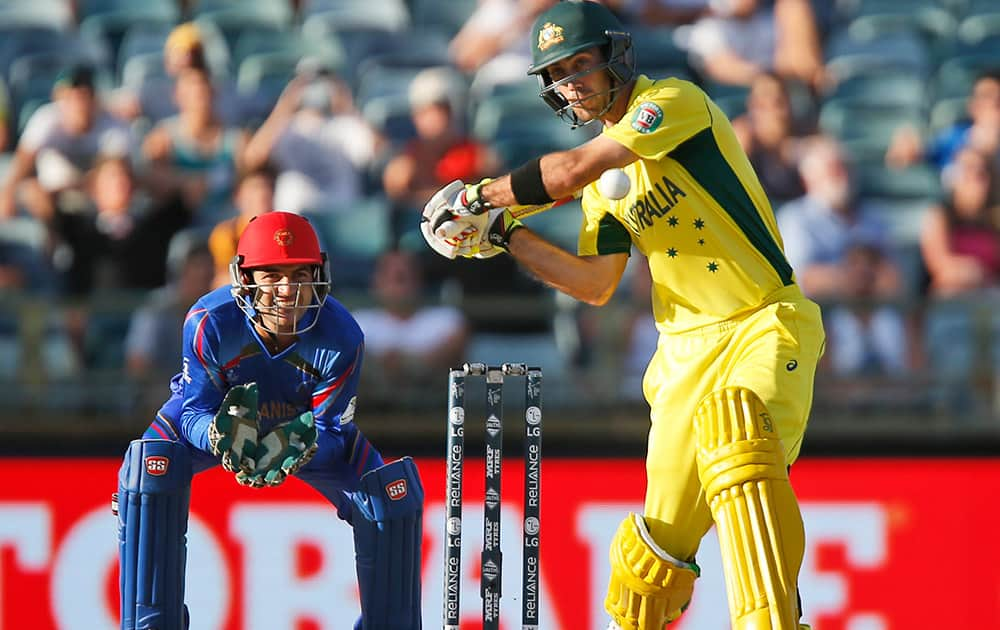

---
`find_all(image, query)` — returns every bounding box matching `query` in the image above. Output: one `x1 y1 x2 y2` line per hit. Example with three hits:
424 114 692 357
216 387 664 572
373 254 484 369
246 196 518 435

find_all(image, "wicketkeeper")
420 1 825 628
115 212 423 629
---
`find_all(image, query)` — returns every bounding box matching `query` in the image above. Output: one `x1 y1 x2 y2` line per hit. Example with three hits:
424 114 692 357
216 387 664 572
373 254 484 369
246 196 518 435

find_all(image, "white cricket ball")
598 168 631 200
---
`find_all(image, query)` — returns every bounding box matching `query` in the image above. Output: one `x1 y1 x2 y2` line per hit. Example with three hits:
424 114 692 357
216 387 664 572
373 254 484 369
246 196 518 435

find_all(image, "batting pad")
604 513 699 630
118 439 193 630
694 387 804 630
351 457 424 629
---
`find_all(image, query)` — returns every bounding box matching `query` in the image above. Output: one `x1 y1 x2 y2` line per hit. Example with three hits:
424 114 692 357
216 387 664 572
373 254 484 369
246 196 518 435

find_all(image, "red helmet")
230 212 331 336
236 211 323 268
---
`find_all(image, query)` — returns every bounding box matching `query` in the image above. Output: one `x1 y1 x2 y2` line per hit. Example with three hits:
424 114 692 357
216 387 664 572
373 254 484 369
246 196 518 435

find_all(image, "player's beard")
258 287 315 334
568 91 609 122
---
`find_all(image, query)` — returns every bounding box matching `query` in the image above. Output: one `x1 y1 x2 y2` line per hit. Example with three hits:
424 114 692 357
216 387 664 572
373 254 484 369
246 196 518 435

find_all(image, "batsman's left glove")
236 411 319 488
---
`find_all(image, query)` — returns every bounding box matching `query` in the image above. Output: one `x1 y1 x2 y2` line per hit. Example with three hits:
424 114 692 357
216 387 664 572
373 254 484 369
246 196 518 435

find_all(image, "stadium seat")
78 5 179 73
232 30 344 74
522 199 583 253
410 0 476 37
819 101 927 163
854 163 942 200
824 28 931 82
301 198 394 291
361 93 417 145
0 0 74 31
345 33 452 99
840 0 956 46
300 0 410 32
193 4 292 60
629 26 690 76
823 71 928 110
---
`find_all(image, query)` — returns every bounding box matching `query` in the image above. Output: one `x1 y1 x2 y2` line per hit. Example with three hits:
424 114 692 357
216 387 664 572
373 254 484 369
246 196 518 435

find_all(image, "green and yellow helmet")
527 1 636 127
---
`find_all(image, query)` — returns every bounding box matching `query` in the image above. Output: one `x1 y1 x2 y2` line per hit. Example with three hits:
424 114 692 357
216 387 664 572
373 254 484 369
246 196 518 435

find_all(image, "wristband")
510 157 554 205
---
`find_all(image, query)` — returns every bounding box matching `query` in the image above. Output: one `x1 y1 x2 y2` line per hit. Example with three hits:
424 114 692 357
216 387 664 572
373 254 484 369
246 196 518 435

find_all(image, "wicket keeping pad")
605 513 699 630
117 439 193 630
351 457 424 629
695 387 804 629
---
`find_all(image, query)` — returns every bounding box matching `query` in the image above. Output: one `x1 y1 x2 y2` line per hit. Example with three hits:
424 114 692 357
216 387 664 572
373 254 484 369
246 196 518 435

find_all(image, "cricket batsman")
420 1 825 628
115 211 423 629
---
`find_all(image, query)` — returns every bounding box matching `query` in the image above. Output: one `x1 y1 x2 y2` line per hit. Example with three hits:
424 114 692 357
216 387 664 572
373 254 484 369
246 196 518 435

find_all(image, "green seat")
301 199 394 290
824 28 930 82
819 102 926 162
523 199 583 253
957 13 1000 46
193 6 292 59
79 7 178 72
301 0 410 31
843 0 956 44
0 0 74 30
410 0 476 37
855 163 942 200
630 26 689 74
824 71 927 110
361 93 416 144
472 96 590 146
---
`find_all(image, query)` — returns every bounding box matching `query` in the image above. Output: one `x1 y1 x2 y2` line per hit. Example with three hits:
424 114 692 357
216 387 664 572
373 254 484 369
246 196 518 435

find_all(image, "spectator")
141 65 248 223
51 154 192 297
125 241 216 386
616 0 710 26
0 78 11 154
207 163 277 287
777 136 908 376
352 250 468 400
449 0 556 82
731 71 809 204
825 243 909 376
887 70 1000 174
679 0 824 88
0 64 131 221
921 147 1000 297
382 66 499 237
107 21 244 126
920 147 1000 410
242 70 362 214
777 136 901 300
619 257 658 400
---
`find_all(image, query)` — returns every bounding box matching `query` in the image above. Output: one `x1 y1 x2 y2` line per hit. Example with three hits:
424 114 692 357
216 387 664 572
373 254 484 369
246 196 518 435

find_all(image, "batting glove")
236 411 319 488
440 206 524 258
420 180 467 259
207 383 260 474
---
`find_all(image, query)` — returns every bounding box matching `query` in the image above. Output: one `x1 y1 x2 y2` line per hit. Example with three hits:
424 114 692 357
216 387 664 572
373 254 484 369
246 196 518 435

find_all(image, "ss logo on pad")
385 479 407 500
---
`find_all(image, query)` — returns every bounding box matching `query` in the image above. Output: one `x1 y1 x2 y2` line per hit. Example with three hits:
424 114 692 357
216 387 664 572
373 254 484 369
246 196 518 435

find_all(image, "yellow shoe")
800 625 811 629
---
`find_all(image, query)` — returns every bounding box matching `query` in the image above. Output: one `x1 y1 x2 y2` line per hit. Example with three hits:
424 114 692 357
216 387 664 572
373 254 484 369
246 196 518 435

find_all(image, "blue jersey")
153 286 368 468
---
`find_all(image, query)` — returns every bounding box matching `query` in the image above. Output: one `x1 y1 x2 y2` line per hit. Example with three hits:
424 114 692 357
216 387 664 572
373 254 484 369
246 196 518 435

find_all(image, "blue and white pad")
351 457 424 630
117 439 193 630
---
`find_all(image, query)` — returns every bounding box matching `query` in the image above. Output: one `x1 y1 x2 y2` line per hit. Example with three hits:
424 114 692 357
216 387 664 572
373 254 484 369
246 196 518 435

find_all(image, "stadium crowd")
1 0 999 419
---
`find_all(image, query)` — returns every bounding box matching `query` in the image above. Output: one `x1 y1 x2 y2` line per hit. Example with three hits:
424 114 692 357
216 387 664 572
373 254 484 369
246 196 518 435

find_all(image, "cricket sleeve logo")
385 478 408 501
631 101 664 134
144 456 170 476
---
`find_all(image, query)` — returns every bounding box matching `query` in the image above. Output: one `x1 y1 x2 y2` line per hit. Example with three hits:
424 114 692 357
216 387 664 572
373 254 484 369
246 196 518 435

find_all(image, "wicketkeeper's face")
544 47 613 123
249 264 318 333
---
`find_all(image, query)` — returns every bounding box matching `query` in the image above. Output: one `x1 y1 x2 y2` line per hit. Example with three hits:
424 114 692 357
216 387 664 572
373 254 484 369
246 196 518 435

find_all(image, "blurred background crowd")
1 0 1000 450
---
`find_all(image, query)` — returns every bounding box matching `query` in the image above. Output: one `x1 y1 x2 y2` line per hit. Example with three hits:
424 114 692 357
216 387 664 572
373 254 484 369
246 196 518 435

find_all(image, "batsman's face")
250 264 317 333
546 48 613 122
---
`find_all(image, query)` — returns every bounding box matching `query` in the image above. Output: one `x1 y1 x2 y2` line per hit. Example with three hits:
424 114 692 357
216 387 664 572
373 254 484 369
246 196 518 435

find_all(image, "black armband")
510 157 554 205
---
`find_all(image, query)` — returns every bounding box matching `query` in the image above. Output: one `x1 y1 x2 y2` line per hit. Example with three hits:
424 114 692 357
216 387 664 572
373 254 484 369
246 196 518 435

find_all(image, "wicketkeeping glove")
236 411 319 488
207 383 260 474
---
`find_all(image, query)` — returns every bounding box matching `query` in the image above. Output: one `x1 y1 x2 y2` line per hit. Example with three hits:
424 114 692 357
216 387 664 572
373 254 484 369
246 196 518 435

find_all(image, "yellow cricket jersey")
578 75 797 334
